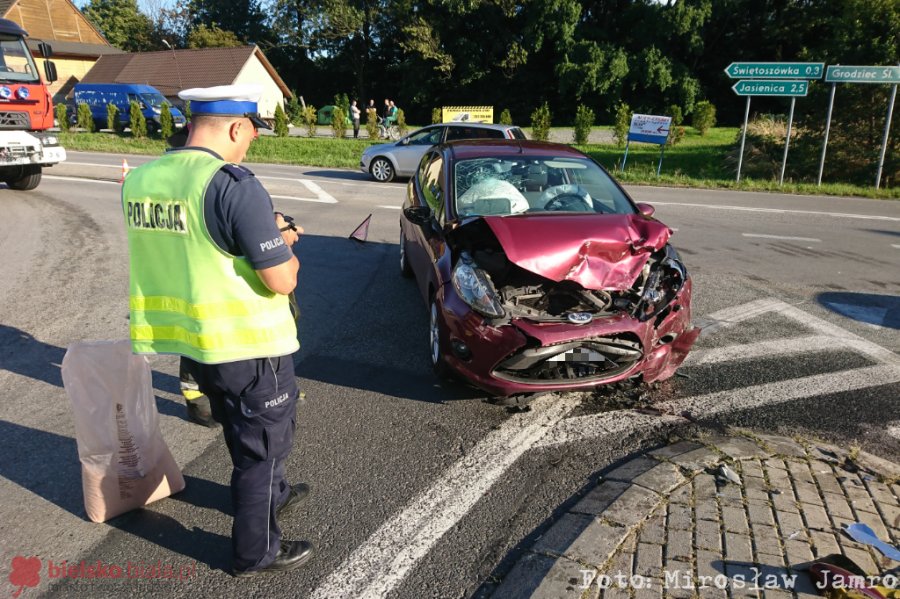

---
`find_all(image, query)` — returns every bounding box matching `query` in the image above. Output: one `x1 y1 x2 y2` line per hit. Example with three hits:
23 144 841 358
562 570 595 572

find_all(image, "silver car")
360 122 525 182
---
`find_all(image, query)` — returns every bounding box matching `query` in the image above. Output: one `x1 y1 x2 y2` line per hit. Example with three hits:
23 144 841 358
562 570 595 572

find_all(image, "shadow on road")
816 291 900 330
168 475 232 516
0 324 189 419
300 169 374 182
0 420 84 517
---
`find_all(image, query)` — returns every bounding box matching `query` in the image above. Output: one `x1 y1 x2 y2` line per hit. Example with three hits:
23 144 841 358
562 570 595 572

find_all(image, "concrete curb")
485 430 900 598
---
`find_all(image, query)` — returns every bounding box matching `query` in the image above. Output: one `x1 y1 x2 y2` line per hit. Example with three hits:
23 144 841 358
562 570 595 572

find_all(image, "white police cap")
178 83 270 129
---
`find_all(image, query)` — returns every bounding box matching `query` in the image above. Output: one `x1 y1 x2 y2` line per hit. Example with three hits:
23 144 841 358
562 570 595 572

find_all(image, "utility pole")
161 40 183 90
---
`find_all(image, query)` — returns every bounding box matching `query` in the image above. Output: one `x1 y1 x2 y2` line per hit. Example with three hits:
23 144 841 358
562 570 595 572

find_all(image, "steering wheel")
544 194 593 212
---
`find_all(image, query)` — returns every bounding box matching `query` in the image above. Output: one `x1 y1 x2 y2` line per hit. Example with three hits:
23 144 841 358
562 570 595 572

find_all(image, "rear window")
446 126 505 141
508 128 526 140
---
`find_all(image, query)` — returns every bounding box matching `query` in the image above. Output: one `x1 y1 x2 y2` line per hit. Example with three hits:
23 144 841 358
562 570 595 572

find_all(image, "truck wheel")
5 166 42 191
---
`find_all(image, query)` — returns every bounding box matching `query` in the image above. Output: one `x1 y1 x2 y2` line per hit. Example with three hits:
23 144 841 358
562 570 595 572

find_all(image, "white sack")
62 340 185 523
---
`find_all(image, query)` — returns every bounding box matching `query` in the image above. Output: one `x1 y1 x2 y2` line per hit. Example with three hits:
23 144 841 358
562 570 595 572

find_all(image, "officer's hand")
275 212 302 247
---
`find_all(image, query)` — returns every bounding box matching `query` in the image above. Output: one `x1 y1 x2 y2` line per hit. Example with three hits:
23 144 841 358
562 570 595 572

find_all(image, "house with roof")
0 0 123 102
78 46 292 119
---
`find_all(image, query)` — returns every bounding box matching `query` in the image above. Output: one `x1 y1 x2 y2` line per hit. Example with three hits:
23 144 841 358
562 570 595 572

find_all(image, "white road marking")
378 205 401 210
685 335 838 366
650 201 900 222
62 160 130 168
538 365 900 448
309 394 581 599
888 422 900 440
742 233 821 242
44 175 119 185
262 178 338 204
892 244 900 249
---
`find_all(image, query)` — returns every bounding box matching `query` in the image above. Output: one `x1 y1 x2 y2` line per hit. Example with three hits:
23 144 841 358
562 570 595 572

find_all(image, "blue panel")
627 132 667 145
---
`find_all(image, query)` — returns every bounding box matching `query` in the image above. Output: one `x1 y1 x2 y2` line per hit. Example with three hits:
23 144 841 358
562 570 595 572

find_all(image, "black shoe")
276 483 310 517
186 396 220 428
233 541 313 577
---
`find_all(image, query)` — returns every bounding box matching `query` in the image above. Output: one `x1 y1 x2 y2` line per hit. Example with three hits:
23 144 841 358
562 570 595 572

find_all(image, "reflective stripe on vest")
123 150 299 363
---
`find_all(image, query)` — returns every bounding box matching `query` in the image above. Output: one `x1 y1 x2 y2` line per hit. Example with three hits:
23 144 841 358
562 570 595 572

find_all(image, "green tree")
499 109 512 125
665 104 685 146
573 104 594 145
396 108 407 136
106 103 119 131
530 102 551 141
431 107 441 124
365 107 378 139
331 106 347 138
130 100 147 138
76 103 95 132
182 100 191 120
188 0 269 43
302 104 317 137
187 22 242 48
83 0 156 52
285 94 302 124
55 103 68 132
160 103 174 138
274 103 289 137
613 102 631 148
692 100 716 136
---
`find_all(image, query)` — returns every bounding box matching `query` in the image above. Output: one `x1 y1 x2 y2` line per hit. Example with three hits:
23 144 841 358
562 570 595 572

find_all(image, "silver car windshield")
453 156 634 217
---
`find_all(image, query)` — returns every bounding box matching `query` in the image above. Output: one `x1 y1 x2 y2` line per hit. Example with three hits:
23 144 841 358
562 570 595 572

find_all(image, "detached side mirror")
636 202 655 218
404 205 434 226
43 61 57 83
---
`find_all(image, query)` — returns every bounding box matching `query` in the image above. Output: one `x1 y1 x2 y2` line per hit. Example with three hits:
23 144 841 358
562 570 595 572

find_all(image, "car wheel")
400 229 413 278
429 298 450 377
370 157 394 182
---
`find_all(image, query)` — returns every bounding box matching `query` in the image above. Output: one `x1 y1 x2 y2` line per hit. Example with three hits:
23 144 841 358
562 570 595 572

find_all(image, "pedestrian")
350 99 361 138
122 83 313 577
383 98 390 120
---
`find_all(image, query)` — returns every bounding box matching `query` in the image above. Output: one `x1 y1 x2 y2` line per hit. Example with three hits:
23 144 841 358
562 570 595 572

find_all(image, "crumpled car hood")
481 214 671 290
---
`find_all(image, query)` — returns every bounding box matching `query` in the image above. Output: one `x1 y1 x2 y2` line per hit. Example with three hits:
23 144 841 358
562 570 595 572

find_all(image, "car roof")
443 139 588 160
432 122 519 130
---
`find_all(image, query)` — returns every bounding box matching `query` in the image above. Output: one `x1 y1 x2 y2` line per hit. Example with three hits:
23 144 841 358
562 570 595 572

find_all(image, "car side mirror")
404 205 434 226
399 138 410 146
636 202 655 218
43 61 57 83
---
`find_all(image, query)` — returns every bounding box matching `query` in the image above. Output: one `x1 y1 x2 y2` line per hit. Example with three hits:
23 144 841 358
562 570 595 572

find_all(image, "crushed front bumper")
436 278 698 397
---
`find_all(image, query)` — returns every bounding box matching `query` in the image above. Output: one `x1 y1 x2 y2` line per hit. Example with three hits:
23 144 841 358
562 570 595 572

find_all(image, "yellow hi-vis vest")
122 150 299 364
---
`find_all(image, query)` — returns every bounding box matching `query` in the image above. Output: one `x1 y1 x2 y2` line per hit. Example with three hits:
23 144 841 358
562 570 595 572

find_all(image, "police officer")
122 84 313 576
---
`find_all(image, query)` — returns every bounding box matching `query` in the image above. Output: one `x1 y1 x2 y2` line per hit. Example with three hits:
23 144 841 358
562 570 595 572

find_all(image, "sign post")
818 65 900 188
725 62 822 184
621 114 671 175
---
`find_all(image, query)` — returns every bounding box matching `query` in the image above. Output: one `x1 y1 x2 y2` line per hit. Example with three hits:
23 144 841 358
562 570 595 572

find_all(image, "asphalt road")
0 151 897 598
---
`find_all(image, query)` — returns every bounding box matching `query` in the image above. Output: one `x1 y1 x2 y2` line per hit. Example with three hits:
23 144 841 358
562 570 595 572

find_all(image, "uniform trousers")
181 354 298 572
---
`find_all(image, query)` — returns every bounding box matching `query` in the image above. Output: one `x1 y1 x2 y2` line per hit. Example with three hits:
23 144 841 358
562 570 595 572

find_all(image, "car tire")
400 229 413 278
5 165 42 190
429 297 451 378
370 157 394 182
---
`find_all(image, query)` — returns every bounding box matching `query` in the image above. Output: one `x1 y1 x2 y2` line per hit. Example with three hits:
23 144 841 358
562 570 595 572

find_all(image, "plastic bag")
62 340 185 522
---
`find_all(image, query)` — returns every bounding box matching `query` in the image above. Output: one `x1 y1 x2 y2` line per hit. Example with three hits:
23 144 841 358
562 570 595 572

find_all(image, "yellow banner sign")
441 106 494 124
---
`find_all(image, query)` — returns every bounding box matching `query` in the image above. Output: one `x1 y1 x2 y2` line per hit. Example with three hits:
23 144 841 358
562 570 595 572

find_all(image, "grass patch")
59 129 898 199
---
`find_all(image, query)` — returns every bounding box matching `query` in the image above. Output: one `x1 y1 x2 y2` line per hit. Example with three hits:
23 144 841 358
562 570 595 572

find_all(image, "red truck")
0 18 65 190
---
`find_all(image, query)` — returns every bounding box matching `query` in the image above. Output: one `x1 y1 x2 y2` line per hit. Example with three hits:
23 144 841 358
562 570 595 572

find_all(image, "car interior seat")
524 165 548 192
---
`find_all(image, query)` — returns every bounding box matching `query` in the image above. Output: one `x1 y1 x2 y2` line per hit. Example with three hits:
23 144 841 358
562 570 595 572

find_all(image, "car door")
408 151 447 300
394 126 445 175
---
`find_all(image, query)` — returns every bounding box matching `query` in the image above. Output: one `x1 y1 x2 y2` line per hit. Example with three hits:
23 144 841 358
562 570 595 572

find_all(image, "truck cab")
73 83 186 133
0 17 65 191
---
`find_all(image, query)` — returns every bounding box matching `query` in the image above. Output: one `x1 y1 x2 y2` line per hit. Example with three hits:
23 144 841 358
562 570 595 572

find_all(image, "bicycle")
376 115 400 140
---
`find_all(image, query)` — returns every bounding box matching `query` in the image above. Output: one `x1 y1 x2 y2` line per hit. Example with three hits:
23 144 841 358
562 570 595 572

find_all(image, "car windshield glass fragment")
453 156 634 217
0 35 38 83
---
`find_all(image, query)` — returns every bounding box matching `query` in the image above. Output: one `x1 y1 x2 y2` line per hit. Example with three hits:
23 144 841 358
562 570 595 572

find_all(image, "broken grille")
493 335 643 384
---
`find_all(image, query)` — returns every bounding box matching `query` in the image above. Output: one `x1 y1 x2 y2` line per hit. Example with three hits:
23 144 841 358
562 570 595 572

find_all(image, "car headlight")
452 254 505 318
40 135 58 146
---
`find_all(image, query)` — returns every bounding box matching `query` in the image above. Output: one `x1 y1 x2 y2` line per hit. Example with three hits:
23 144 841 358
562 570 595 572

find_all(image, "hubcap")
372 159 391 181
430 302 440 364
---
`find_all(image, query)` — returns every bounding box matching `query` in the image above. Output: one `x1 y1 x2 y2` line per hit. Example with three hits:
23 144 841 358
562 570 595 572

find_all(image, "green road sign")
732 80 809 96
825 65 900 84
725 62 824 79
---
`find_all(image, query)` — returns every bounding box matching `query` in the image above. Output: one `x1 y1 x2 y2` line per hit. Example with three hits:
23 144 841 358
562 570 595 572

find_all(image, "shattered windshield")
453 156 635 218
0 34 39 83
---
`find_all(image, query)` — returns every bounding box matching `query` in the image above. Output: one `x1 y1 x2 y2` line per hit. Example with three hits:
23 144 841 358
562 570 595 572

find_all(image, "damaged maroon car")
399 140 698 397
